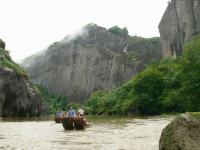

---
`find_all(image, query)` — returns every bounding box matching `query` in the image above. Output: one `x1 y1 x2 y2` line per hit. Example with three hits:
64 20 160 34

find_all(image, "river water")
0 116 173 150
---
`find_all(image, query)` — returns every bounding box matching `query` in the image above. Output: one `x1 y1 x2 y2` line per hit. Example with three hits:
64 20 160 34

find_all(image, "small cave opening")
2 91 17 117
2 93 27 117
2 84 27 117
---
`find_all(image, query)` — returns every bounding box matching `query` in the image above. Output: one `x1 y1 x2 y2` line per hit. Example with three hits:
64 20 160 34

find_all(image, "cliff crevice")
159 0 200 57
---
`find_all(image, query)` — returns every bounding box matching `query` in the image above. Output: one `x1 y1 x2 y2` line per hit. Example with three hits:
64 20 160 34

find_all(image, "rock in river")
159 113 200 150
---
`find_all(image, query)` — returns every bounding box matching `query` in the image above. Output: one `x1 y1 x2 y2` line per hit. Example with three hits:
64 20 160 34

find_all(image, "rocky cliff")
22 24 161 102
159 113 200 150
0 39 46 117
159 0 200 58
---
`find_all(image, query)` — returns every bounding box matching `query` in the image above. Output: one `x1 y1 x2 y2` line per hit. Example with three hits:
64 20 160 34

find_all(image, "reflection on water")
0 116 173 150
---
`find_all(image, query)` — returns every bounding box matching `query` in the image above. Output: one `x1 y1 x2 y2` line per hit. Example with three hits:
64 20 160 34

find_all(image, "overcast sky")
0 0 169 62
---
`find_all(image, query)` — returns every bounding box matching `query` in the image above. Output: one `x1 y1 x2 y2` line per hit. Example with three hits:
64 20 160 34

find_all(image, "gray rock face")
159 113 200 150
0 39 5 49
22 24 161 102
159 0 200 57
0 68 43 117
0 40 46 117
22 25 134 102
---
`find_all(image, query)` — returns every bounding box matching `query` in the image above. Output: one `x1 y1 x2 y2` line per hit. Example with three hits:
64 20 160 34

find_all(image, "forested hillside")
85 35 200 115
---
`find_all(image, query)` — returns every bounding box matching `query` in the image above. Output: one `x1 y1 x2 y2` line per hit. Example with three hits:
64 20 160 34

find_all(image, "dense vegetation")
37 85 68 113
85 35 200 115
108 26 128 37
37 85 83 113
127 36 162 65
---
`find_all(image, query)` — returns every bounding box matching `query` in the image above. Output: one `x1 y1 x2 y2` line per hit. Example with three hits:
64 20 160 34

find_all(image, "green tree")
132 68 164 114
85 91 106 114
36 85 68 113
161 35 200 112
178 35 200 111
108 26 128 37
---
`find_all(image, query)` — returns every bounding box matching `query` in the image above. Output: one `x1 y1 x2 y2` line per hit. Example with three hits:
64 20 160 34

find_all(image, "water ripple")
0 116 174 150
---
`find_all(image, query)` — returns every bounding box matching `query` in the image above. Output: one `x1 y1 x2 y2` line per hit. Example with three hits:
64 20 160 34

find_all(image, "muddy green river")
0 116 173 150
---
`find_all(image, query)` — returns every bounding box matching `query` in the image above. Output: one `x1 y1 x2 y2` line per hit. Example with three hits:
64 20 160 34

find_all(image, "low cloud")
62 26 89 43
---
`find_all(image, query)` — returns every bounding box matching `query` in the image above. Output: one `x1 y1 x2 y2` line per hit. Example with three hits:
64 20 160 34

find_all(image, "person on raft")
67 107 76 117
55 112 61 117
61 109 66 117
78 108 84 117
77 108 90 126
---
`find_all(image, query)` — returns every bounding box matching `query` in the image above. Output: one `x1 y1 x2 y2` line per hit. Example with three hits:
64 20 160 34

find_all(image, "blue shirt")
55 112 61 117
68 109 75 117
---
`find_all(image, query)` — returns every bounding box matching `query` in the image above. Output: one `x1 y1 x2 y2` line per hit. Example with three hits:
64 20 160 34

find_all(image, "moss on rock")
0 39 48 117
0 47 27 77
189 112 200 120
159 113 200 150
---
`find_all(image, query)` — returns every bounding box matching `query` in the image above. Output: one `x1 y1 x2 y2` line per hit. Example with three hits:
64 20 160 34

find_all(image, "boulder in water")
159 113 200 150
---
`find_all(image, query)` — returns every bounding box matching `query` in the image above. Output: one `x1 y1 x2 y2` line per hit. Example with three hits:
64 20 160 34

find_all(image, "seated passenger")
78 108 84 117
67 107 76 117
61 109 65 117
55 112 61 117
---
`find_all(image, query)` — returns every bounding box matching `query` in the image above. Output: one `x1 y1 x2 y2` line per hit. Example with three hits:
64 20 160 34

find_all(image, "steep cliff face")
0 39 5 49
0 39 46 117
22 24 161 102
159 0 200 57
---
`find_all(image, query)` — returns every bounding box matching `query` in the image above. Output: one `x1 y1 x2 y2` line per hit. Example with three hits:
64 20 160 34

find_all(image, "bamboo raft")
55 116 63 123
62 116 88 130
55 112 64 123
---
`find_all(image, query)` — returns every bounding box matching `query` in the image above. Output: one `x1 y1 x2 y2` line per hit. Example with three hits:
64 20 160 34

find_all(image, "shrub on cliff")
0 41 27 77
108 26 128 37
